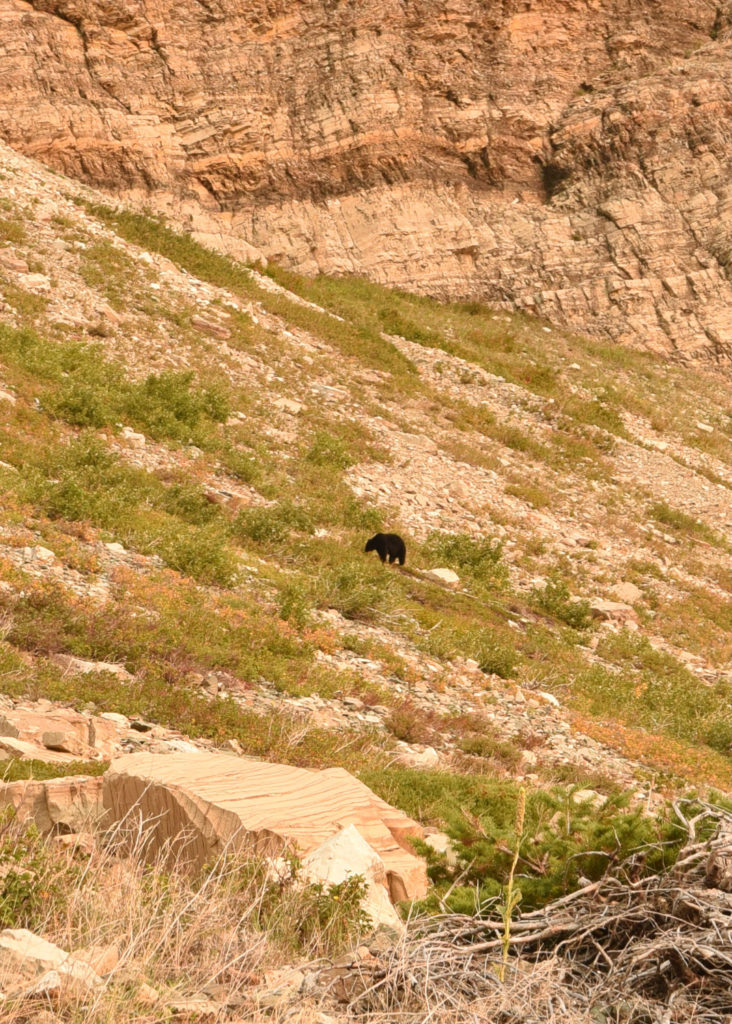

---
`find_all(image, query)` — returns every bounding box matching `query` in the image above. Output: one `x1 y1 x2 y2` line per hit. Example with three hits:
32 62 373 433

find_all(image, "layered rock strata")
0 1 729 361
104 752 428 900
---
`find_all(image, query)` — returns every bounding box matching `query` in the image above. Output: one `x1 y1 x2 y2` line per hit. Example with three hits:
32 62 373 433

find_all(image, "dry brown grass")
0 810 369 1023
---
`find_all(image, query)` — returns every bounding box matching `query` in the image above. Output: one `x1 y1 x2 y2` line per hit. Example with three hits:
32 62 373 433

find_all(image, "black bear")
364 533 406 565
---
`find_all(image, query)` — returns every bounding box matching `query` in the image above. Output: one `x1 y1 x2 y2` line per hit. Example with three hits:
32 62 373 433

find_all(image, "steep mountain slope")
0 138 730 1023
1 139 729 785
1 0 730 361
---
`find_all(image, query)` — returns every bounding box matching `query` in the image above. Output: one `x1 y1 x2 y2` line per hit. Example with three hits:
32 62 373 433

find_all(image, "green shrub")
491 423 547 456
564 390 627 436
49 380 116 428
1 575 321 710
385 701 435 744
0 216 26 243
703 719 731 755
458 734 522 769
222 857 371 956
532 574 592 630
236 501 313 544
649 500 723 546
277 581 313 628
220 446 266 487
124 370 229 442
378 307 440 344
422 531 507 589
363 769 704 913
0 810 80 930
0 323 229 447
505 481 552 509
338 496 383 532
516 362 558 394
1 760 108 782
160 481 220 525
310 560 397 621
156 522 240 587
444 789 688 911
581 632 732 753
472 635 517 679
304 430 356 470
18 434 241 586
290 874 371 950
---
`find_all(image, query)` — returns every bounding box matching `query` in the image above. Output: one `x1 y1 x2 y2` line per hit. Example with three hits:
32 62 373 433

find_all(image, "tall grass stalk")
498 785 526 982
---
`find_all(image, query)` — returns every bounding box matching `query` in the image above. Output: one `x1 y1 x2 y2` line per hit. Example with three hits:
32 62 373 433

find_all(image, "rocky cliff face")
1 0 730 361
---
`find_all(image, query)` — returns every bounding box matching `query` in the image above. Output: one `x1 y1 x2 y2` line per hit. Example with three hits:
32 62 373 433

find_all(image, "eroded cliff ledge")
1 0 730 361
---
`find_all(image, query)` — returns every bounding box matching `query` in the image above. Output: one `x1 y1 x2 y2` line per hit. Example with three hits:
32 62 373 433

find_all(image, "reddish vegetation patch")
571 714 730 792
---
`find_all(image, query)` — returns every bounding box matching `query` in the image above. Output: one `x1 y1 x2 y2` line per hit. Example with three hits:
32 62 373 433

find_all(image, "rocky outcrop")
0 705 123 761
0 775 105 833
0 1 728 361
103 752 427 900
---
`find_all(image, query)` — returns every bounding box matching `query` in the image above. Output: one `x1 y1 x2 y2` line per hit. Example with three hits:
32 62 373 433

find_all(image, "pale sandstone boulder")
0 736 79 764
0 706 127 761
423 568 460 586
21 964 101 1001
302 824 404 929
0 708 90 745
88 715 126 758
50 653 133 682
588 597 639 626
0 776 106 833
52 832 96 856
0 929 103 997
422 831 459 869
0 251 28 274
42 731 96 758
393 744 440 770
70 943 119 977
103 752 427 900
608 582 643 605
165 995 222 1021
254 967 306 1010
570 789 607 810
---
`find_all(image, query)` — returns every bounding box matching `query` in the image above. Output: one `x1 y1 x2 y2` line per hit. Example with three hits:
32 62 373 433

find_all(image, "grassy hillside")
1 142 730 922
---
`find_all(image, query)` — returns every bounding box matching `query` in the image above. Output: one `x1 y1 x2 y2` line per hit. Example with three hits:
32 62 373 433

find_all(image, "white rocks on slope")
0 929 103 999
302 824 404 930
422 568 460 586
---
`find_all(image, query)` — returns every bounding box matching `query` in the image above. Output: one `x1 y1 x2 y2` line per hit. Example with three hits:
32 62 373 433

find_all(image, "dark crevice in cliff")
537 157 569 204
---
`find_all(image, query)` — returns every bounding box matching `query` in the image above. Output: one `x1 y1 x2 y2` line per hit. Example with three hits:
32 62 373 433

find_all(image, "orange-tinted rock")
103 752 427 899
0 2 727 362
0 708 90 746
0 776 106 833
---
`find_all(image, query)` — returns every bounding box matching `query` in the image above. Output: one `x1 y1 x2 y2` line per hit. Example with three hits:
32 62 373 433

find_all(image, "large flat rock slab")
104 752 427 899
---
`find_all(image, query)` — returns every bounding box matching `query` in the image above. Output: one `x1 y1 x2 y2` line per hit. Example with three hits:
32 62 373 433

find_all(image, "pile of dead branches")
340 800 732 1023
